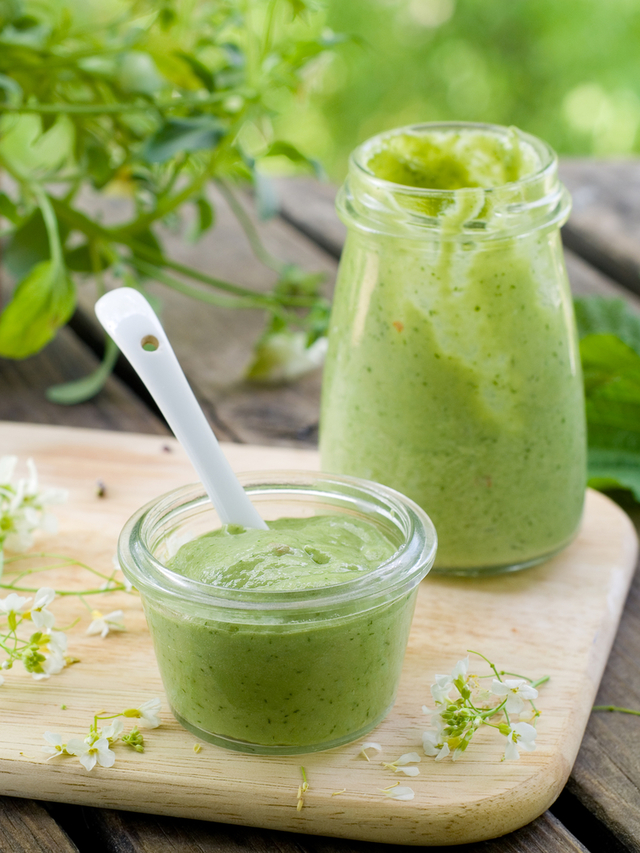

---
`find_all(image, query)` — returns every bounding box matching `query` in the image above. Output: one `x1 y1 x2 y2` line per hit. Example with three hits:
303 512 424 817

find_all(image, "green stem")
30 185 63 271
467 649 503 682
0 93 236 115
129 257 277 311
217 179 285 273
593 705 640 716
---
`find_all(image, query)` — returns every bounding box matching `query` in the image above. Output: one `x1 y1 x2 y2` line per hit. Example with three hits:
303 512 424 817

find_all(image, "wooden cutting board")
0 421 636 846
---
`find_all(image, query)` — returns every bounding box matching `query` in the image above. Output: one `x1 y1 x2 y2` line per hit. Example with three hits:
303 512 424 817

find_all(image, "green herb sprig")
0 0 337 399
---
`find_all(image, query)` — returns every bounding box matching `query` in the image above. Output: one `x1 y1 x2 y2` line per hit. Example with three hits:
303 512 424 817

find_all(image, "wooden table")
1 162 639 853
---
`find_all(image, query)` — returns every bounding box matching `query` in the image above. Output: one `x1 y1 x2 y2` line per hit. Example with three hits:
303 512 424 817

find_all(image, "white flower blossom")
383 785 415 801
86 609 125 638
100 718 124 743
67 736 115 771
246 332 328 383
359 741 382 760
383 752 421 776
42 732 70 759
491 678 539 715
30 588 56 631
31 631 68 681
0 457 67 565
0 592 32 618
124 697 161 728
430 673 454 705
503 721 537 760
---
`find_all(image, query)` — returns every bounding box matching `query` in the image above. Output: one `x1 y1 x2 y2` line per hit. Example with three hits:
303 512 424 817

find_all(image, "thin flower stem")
530 676 550 689
467 649 503 682
0 584 125 596
593 705 640 717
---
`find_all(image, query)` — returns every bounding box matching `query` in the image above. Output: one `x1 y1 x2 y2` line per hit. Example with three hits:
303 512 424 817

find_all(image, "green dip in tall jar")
320 123 586 575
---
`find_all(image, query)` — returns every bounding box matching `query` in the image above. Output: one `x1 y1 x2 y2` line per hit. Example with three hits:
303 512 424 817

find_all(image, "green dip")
320 126 586 572
144 515 417 753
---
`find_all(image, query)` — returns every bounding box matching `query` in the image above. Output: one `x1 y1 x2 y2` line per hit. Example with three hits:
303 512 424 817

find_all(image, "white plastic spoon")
95 288 267 529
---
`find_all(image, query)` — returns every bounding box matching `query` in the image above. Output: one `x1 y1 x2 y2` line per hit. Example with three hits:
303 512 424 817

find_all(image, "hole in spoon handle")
141 335 159 352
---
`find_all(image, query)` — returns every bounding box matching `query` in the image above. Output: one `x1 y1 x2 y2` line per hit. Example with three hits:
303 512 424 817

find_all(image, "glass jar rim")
338 121 571 241
118 470 438 616
350 121 557 198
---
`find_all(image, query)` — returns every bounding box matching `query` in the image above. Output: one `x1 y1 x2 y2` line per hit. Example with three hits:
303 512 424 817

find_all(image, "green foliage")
278 0 640 179
574 296 640 502
0 260 76 358
0 0 332 393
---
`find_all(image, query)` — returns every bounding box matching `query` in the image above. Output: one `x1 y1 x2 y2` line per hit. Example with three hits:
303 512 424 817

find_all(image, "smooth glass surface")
119 472 437 753
320 123 587 575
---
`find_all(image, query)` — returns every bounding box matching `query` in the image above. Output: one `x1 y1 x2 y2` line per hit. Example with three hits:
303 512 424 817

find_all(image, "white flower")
0 457 67 557
430 673 453 705
0 592 32 616
42 732 69 759
246 332 328 383
67 736 115 771
30 588 56 631
0 456 18 485
359 741 382 760
491 678 539 715
86 610 125 638
382 752 421 776
503 721 537 760
383 785 415 801
451 657 469 680
31 631 68 680
422 730 451 761
100 718 124 743
124 698 161 728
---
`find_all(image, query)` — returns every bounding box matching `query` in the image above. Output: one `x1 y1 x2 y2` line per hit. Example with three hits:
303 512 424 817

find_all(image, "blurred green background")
276 0 640 181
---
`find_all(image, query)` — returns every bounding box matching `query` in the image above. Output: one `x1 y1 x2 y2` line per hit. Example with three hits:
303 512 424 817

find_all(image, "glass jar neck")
337 122 571 242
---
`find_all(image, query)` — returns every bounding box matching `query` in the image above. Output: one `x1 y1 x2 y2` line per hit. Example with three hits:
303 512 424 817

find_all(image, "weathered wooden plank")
0 327 166 435
49 806 589 853
567 544 640 853
274 175 640 310
0 797 78 853
73 184 336 447
559 160 640 295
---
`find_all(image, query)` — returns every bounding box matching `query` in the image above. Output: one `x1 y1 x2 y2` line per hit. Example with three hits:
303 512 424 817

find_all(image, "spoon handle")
96 289 267 529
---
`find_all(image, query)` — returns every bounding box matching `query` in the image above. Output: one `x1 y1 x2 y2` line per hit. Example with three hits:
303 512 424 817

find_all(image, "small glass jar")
118 471 436 755
320 122 587 576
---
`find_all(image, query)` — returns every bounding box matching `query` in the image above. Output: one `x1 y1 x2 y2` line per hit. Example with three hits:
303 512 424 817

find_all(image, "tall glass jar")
320 122 586 576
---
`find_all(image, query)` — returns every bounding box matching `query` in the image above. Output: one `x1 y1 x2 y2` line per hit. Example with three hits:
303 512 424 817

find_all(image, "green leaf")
188 194 214 242
0 113 75 179
574 296 640 354
0 260 76 359
261 141 325 178
64 242 110 273
46 336 119 405
575 299 640 505
0 72 22 106
142 117 226 164
0 191 19 224
588 447 640 502
175 50 215 91
4 209 50 279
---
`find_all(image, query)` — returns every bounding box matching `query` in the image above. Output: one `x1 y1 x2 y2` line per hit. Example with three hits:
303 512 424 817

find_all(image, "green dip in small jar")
321 122 586 575
118 471 436 755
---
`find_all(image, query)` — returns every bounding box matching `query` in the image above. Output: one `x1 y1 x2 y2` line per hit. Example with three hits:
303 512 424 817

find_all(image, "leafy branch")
0 0 336 400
